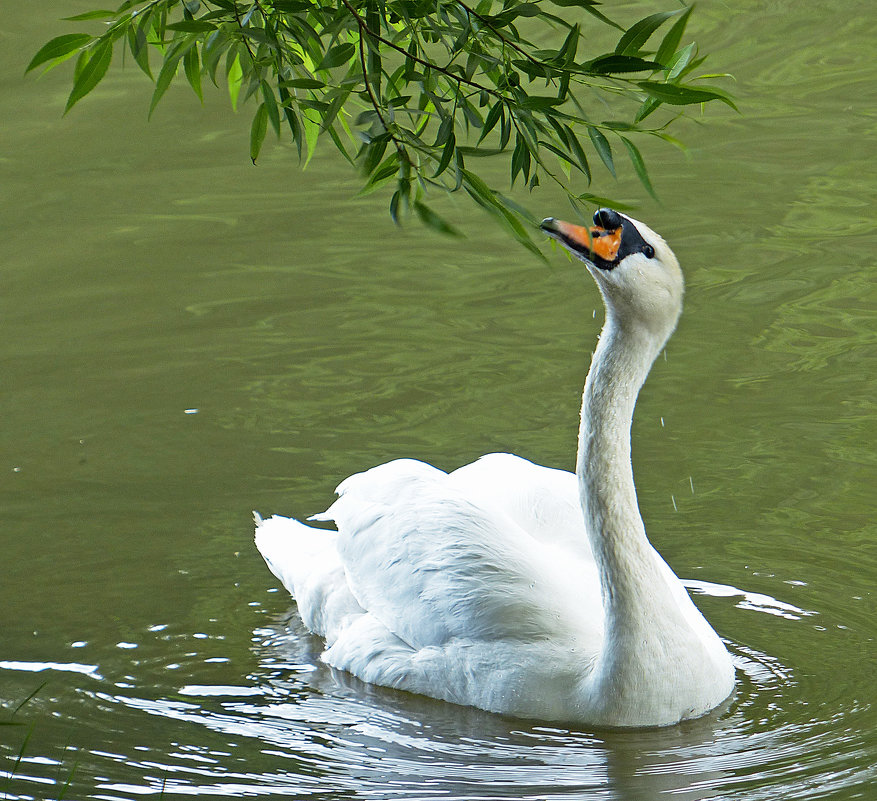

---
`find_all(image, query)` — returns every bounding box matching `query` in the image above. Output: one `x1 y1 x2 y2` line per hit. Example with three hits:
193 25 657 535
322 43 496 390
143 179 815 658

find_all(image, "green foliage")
28 0 734 250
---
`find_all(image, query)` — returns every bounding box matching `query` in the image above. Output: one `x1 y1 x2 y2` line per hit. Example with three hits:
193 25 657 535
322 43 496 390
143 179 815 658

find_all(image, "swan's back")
448 453 593 558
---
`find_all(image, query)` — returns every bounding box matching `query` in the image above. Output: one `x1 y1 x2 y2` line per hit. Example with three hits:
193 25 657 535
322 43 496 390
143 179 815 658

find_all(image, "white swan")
255 209 735 727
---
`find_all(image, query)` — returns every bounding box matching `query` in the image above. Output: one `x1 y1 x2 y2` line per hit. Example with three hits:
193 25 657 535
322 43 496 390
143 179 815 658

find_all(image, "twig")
455 0 544 67
231 1 258 62
357 33 405 154
337 0 502 100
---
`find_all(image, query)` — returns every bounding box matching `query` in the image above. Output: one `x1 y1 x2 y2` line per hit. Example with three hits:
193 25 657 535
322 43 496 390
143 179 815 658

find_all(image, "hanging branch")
27 0 736 250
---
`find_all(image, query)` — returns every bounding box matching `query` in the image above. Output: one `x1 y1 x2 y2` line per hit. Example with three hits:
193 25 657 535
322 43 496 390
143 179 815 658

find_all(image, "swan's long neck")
575 306 735 724
577 312 673 635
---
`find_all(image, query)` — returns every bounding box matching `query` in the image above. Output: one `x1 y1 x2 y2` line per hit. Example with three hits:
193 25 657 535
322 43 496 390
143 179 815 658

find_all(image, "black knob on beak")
594 208 623 230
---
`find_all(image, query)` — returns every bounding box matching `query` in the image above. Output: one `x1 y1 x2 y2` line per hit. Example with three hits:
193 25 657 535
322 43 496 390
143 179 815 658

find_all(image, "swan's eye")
642 244 655 259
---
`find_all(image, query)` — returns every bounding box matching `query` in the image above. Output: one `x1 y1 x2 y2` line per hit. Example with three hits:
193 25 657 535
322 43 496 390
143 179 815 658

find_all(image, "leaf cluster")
28 0 735 250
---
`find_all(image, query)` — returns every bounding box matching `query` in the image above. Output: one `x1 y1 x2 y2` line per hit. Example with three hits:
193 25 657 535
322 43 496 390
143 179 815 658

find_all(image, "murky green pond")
2 1 875 798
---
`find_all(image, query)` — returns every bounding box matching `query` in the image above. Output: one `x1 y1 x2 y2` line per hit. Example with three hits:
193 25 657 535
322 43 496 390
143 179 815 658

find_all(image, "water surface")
2 1 875 799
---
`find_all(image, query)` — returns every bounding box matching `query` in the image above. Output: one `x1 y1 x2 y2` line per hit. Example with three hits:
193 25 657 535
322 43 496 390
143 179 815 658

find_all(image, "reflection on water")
683 580 815 622
4 578 862 801
3 0 877 798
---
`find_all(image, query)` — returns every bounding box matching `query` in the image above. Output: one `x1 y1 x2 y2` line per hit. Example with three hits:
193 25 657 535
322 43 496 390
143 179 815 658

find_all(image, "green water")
2 1 875 798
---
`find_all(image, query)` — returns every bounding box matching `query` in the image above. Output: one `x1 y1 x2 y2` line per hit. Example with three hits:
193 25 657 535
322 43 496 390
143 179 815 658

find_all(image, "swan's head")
541 209 684 338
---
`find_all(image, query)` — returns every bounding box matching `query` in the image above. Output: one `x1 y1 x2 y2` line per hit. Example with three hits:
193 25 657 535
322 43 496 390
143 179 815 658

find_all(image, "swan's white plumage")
255 211 735 727
257 454 603 720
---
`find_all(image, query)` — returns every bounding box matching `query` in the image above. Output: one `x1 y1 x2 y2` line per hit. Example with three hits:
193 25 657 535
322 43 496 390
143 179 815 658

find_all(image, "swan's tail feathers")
254 514 329 597
253 514 363 642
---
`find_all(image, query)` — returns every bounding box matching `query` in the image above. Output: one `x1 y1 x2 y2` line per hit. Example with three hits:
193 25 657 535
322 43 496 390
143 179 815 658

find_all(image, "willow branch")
231 1 258 62
337 0 503 100
357 33 405 154
455 0 544 68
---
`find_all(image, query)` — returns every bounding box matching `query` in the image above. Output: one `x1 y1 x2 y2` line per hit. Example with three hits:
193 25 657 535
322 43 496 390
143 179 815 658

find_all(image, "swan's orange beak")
540 218 622 262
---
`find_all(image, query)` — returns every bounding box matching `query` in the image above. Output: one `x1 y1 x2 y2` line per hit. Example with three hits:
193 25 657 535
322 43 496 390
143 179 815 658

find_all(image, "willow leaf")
434 131 456 178
261 81 281 135
183 44 202 101
620 136 656 200
302 112 320 168
615 11 680 56
127 24 152 79
62 10 117 21
26 33 92 73
584 54 662 74
316 43 355 71
665 42 696 81
655 5 693 67
150 50 184 118
360 155 400 195
545 0 622 30
390 189 403 225
414 202 461 236
250 103 268 163
461 169 499 211
562 125 592 182
540 139 581 173
637 81 738 110
65 40 112 112
282 78 325 89
166 20 217 32
227 52 243 111
587 126 615 177
477 101 503 144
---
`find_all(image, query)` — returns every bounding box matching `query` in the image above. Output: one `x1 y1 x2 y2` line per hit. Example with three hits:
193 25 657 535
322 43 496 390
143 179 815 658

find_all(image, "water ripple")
53 582 874 801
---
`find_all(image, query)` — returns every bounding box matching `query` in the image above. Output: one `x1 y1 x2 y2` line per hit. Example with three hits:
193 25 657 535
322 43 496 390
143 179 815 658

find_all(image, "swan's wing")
448 453 594 560
321 613 597 722
320 460 599 652
257 458 604 718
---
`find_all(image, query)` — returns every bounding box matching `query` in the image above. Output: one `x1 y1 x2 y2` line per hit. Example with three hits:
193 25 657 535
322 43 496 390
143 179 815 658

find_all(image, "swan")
255 209 735 727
